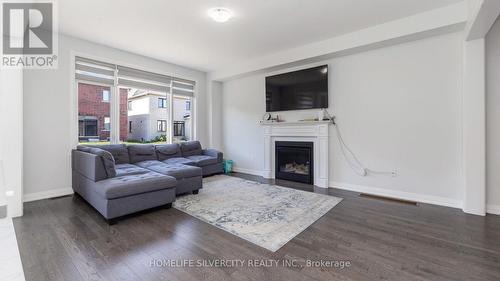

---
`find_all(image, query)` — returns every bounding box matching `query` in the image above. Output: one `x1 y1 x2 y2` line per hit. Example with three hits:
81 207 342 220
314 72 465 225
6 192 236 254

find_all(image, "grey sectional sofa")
72 141 223 224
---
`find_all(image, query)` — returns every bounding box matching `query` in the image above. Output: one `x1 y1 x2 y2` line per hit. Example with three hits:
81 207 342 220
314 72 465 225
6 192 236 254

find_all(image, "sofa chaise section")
72 147 176 223
147 163 202 195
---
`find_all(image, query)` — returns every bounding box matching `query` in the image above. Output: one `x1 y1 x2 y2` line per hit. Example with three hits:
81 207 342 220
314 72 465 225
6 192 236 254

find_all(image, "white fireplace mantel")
261 121 331 188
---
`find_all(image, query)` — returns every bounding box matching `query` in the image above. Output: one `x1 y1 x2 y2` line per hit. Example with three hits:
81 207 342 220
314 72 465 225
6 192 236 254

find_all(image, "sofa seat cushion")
134 160 163 168
186 155 218 166
115 164 149 177
162 157 195 166
94 172 176 199
146 164 202 180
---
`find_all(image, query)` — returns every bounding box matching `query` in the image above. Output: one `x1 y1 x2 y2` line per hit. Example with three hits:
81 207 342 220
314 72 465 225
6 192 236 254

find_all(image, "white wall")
128 115 149 141
128 97 151 116
0 68 23 217
208 80 223 150
22 34 207 200
486 17 500 212
462 38 486 215
222 32 464 206
173 98 184 120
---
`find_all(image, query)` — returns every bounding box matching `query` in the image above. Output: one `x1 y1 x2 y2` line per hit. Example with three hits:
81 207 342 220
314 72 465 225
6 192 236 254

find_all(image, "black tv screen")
266 65 328 112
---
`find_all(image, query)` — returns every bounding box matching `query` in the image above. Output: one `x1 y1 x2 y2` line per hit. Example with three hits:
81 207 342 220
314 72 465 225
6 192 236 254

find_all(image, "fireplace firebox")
275 141 314 184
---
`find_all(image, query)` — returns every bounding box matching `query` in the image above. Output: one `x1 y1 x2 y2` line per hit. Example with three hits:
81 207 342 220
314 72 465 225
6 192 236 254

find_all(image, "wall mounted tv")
266 65 328 112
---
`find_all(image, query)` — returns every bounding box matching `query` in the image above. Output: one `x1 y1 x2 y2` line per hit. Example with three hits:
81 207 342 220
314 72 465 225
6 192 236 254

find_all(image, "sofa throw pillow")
92 144 130 164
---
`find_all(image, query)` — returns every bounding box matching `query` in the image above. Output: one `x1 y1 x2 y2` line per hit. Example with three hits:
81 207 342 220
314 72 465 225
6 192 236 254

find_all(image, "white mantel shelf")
261 121 331 188
260 120 332 126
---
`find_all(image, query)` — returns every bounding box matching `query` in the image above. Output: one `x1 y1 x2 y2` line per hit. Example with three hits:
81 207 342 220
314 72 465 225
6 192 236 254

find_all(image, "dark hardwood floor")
13 173 500 281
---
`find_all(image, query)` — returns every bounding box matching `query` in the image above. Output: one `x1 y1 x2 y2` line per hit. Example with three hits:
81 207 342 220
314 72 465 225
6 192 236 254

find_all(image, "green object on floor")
223 159 233 174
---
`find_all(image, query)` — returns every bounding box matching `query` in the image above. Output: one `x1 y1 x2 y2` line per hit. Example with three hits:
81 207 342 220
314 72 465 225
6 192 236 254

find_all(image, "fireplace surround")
261 121 331 188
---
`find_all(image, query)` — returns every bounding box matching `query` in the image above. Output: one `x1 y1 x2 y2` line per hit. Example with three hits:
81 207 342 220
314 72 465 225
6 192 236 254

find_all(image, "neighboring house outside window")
158 97 167 108
157 120 167 132
78 83 128 142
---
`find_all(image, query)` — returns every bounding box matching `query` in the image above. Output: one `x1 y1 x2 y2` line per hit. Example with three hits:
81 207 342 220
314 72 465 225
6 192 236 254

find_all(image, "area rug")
173 175 342 252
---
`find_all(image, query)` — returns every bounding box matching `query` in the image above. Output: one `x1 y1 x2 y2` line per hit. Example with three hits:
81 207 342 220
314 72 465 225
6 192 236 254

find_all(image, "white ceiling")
59 0 463 72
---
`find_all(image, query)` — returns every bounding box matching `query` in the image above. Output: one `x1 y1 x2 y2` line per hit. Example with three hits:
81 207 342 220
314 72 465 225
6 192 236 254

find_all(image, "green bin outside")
223 159 234 174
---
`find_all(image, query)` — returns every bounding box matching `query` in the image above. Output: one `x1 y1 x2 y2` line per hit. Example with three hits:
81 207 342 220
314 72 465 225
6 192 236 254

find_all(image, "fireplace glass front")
275 141 313 184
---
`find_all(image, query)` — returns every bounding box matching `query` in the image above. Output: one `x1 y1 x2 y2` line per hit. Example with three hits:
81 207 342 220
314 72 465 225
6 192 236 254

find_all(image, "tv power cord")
324 111 395 177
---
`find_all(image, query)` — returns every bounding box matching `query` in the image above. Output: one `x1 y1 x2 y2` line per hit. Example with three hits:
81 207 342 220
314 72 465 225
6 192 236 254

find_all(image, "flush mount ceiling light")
208 7 232 23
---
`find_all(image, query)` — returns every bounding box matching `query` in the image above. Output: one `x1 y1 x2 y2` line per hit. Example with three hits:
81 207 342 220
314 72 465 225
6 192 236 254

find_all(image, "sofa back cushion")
128 144 157 163
77 145 116 178
180 141 202 157
92 144 130 164
155 144 181 161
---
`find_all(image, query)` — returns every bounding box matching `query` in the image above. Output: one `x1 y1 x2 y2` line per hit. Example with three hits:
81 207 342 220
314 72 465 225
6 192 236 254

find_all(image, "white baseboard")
330 181 463 209
23 187 74 203
231 168 464 209
487 204 500 215
204 166 498 214
232 167 265 177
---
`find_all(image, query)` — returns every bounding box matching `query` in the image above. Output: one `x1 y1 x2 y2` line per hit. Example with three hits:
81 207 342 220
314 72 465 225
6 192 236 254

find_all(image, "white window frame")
70 52 197 147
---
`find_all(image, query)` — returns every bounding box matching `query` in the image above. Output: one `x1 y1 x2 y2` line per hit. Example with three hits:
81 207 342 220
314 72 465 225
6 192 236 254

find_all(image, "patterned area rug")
173 175 342 252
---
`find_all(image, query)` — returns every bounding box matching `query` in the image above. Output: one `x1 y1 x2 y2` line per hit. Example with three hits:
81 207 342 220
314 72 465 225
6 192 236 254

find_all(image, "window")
158 98 167 108
102 90 110 102
123 88 168 143
157 120 167 132
75 57 195 145
172 95 193 142
104 117 110 131
77 82 111 144
173 121 185 136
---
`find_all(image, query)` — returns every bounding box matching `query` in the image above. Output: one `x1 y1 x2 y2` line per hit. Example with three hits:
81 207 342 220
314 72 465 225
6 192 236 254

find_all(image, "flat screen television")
266 65 328 112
